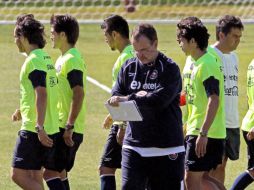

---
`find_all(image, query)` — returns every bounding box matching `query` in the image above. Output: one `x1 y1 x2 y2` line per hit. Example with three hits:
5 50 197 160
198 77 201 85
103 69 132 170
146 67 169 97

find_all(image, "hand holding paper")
108 95 129 106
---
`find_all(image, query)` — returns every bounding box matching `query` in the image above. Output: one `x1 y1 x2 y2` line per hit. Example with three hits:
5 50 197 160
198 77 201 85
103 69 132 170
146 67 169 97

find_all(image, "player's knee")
184 172 192 186
216 163 226 171
185 172 194 181
185 171 203 188
43 169 60 180
99 166 116 175
59 170 67 179
10 168 19 183
221 157 228 167
43 170 49 180
98 166 101 174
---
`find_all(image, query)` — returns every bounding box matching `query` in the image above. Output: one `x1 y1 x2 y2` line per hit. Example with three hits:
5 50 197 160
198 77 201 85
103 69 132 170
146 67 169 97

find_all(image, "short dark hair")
50 14 79 45
15 14 46 48
132 23 158 44
177 16 210 51
216 15 244 40
101 14 129 39
16 14 34 24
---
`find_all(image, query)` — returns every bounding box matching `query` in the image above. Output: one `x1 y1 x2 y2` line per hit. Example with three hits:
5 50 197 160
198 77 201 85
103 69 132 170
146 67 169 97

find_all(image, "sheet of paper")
105 100 143 121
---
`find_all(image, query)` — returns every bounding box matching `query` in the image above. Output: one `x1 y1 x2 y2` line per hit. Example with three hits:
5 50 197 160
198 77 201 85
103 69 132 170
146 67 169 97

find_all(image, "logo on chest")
130 80 158 90
150 69 158 80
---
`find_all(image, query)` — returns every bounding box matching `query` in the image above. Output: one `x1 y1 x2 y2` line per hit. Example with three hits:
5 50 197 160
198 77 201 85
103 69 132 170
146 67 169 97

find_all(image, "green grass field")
0 23 254 189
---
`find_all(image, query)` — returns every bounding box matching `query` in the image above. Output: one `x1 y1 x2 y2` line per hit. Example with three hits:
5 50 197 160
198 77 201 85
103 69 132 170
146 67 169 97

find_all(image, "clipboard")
105 100 143 121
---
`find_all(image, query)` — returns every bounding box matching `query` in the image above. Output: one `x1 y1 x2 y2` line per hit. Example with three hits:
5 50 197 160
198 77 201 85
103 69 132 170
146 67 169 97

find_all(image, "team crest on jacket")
168 153 178 160
150 69 158 80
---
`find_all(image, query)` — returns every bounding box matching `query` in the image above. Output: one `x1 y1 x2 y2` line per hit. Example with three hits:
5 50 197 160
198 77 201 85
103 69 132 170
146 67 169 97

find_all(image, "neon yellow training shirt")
55 48 87 134
185 52 226 138
242 59 254 132
112 44 134 87
20 49 59 135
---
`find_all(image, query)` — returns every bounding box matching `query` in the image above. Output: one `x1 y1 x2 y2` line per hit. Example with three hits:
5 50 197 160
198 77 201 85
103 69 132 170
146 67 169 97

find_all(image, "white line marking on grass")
86 76 111 94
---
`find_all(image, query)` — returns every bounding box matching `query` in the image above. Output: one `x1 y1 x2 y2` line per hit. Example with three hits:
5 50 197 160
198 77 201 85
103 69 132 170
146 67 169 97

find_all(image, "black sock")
62 178 70 190
100 175 116 190
231 171 254 190
46 177 65 190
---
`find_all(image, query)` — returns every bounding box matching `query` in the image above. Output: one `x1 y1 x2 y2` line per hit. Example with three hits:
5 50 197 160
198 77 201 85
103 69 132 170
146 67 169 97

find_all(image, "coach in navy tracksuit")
108 23 185 190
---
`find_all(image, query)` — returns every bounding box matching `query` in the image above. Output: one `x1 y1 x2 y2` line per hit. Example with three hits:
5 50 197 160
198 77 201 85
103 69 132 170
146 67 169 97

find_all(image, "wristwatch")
65 124 74 131
199 130 208 137
35 125 44 133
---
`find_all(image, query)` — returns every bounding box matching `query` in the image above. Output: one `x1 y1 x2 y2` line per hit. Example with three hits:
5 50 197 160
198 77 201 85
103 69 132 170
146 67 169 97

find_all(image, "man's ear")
112 31 118 39
20 36 28 46
19 35 25 43
153 40 158 48
190 38 195 44
60 31 66 38
218 31 225 40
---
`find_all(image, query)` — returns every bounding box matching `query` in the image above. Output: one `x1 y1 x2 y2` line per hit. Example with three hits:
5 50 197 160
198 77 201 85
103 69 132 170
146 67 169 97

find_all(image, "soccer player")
230 59 254 189
208 15 244 184
177 17 226 190
99 15 134 190
108 23 185 190
11 14 60 190
50 14 86 190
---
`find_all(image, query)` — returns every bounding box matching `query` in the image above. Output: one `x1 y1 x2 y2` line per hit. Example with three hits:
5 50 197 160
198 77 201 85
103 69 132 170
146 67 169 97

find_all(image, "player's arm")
102 114 113 129
35 86 47 128
65 69 84 147
195 76 220 158
29 70 53 147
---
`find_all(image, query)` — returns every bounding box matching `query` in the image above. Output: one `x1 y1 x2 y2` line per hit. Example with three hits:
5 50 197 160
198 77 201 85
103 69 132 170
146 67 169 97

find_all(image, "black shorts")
100 125 122 169
225 128 240 160
185 135 225 172
243 131 254 169
12 130 61 171
121 148 184 190
56 128 83 172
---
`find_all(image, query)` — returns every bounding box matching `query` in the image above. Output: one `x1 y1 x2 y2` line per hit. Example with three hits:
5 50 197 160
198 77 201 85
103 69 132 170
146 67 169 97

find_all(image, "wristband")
65 124 74 131
199 131 208 137
35 125 44 133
